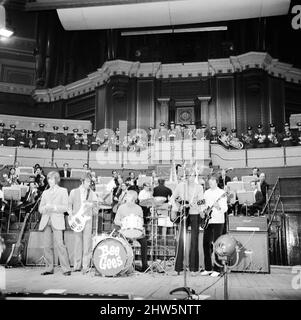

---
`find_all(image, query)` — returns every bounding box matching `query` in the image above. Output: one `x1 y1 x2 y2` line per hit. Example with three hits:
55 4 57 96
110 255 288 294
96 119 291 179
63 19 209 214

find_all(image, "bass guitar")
68 200 96 232
200 192 227 229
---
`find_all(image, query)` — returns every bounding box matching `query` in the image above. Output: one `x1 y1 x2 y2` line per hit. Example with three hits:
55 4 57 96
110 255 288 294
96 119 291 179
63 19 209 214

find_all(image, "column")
156 98 170 128
197 96 211 126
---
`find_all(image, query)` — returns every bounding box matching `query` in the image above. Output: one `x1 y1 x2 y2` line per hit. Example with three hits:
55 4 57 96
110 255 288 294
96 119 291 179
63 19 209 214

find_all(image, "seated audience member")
241 181 264 216
59 163 71 178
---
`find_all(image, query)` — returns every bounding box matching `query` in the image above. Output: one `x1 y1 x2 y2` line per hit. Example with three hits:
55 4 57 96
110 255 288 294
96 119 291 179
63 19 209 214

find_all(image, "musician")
17 129 27 147
100 131 110 151
114 190 149 272
196 124 209 141
228 129 243 149
106 170 118 193
39 171 71 276
250 167 260 182
35 166 47 192
151 170 159 187
59 126 71 150
59 163 71 178
126 171 139 192
35 124 48 149
21 181 39 213
112 181 128 216
217 169 231 190
295 122 301 146
281 122 294 147
138 183 153 224
169 169 204 276
218 127 230 148
26 130 35 149
68 174 98 274
70 128 82 150
254 124 267 148
90 129 100 151
267 123 281 148
241 181 264 216
242 126 255 149
0 122 6 146
153 178 172 200
81 129 90 151
201 175 228 277
6 124 18 147
111 128 120 151
259 173 269 203
209 126 219 144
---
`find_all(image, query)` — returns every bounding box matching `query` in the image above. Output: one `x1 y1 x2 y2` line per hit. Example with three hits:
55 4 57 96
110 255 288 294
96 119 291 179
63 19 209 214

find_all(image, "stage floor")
2 266 301 300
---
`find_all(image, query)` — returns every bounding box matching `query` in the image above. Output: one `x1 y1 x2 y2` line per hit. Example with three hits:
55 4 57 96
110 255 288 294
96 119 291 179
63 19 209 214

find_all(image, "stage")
2 266 301 300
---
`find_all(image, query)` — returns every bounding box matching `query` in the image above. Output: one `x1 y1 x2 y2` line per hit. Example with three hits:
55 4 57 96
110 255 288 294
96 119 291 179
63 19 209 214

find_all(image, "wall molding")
25 52 301 102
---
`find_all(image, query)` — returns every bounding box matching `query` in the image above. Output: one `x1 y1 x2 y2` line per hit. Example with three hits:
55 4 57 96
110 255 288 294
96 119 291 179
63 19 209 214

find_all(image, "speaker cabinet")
229 231 270 273
26 231 76 266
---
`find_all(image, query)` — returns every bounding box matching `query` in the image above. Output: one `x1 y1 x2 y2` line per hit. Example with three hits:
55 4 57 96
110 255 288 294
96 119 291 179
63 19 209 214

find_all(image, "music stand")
137 176 152 188
237 191 255 216
3 187 21 233
18 173 31 184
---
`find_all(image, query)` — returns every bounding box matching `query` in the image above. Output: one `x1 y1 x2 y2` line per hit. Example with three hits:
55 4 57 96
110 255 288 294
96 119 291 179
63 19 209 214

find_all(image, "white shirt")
79 185 98 204
203 187 228 224
138 189 152 202
106 178 116 192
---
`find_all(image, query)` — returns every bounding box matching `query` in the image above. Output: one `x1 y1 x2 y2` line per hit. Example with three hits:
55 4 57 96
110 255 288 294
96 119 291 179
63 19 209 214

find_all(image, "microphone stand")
170 166 196 299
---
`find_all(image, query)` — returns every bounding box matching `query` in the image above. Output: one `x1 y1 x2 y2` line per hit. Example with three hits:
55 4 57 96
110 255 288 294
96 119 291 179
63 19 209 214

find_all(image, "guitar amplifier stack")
228 216 270 273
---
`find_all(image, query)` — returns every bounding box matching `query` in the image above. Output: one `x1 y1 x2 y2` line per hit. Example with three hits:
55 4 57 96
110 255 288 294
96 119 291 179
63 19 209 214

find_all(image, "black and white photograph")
0 0 301 316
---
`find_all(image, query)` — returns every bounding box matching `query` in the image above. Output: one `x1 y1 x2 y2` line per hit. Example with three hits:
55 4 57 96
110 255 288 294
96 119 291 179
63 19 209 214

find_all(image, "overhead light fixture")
121 26 227 36
0 5 13 38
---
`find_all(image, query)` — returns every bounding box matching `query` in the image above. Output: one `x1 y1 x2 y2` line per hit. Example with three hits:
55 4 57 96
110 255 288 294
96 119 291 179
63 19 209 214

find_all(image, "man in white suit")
39 171 71 276
68 174 98 274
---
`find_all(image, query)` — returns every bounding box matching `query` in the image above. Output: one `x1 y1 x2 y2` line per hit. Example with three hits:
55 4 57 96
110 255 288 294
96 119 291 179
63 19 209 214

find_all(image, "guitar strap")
86 188 91 201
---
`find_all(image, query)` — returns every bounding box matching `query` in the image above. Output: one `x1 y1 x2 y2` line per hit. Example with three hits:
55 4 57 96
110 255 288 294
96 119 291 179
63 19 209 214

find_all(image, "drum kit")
91 196 175 277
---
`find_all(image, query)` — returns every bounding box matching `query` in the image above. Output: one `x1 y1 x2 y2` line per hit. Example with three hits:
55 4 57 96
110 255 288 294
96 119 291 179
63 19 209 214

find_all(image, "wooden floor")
2 265 301 300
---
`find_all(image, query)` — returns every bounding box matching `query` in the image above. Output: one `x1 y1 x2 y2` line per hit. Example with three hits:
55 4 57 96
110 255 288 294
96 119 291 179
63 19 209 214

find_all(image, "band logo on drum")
96 244 123 270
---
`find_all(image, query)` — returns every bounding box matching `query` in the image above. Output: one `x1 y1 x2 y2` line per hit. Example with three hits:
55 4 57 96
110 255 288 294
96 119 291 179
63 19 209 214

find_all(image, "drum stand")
144 206 164 274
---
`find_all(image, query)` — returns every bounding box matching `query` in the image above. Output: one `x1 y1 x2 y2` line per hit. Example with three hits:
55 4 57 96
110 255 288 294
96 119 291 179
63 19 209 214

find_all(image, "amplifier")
228 216 268 232
229 231 270 273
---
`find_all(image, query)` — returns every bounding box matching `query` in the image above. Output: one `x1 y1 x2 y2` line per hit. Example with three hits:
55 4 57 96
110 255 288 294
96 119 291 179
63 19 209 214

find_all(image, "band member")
59 163 71 178
70 128 82 150
281 122 294 147
218 127 230 148
241 181 264 216
296 122 301 146
90 129 100 151
169 169 204 275
60 126 71 150
217 169 231 190
153 178 172 200
6 124 18 147
0 122 6 146
259 172 269 203
196 124 209 140
201 175 228 277
209 126 219 144
267 123 281 148
68 174 98 273
242 126 255 149
254 124 267 148
126 171 139 192
26 130 35 149
38 171 71 276
114 190 149 272
17 129 27 147
35 124 48 149
81 129 90 151
48 126 60 150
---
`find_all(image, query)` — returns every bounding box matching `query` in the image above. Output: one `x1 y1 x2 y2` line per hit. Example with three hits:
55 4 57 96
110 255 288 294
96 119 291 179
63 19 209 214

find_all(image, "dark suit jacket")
59 169 71 178
218 175 231 189
153 185 172 200
254 190 264 207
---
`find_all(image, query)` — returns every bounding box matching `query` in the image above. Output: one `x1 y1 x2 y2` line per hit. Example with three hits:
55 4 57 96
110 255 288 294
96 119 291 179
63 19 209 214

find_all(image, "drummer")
114 190 149 272
138 183 153 224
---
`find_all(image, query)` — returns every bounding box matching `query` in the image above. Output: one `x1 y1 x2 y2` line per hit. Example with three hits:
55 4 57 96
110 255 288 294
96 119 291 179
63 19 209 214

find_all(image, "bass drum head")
92 236 133 277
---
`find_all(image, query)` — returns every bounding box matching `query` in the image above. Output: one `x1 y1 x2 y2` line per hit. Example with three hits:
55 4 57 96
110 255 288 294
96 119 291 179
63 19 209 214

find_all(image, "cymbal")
140 198 156 207
153 196 167 205
98 205 112 210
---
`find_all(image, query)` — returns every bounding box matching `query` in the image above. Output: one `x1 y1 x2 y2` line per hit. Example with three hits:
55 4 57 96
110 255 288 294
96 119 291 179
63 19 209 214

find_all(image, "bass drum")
92 236 134 277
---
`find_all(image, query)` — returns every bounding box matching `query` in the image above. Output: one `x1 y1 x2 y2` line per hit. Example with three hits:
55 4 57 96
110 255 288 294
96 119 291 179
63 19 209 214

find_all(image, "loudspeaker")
26 231 76 266
228 231 270 273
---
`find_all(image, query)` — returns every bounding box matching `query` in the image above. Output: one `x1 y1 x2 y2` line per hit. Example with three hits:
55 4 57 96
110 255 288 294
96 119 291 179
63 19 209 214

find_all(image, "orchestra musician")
281 122 294 147
126 171 139 192
254 124 267 148
201 175 228 277
217 169 231 190
112 181 128 216
114 190 149 272
35 124 48 149
241 181 264 216
296 122 301 146
242 126 255 149
169 168 204 276
59 162 71 178
38 171 71 276
59 126 71 150
68 173 98 274
259 172 269 204
0 122 6 146
218 127 230 148
267 123 281 148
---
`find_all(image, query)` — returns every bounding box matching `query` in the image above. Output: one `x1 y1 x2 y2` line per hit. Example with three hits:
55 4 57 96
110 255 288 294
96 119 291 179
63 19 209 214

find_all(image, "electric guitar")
6 211 30 266
68 200 96 232
200 192 227 229
169 197 205 223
